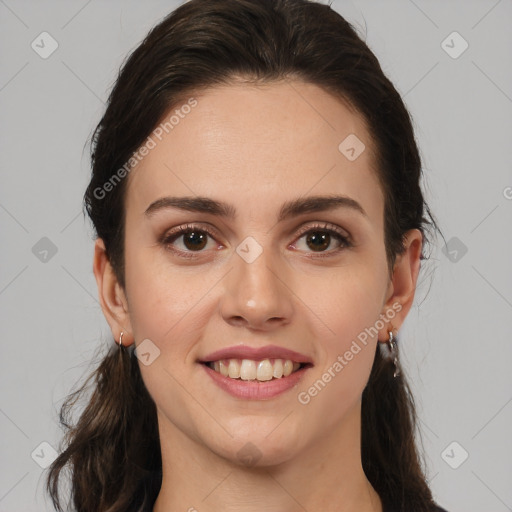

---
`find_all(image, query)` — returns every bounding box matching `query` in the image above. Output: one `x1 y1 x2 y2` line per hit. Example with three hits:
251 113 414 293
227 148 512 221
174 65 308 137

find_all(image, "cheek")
123 241 227 370
123 243 195 346
307 264 385 347
296 273 381 430
297 266 383 403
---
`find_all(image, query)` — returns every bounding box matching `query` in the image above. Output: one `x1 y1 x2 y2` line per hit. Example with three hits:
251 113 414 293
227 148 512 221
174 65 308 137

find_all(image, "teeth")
272 359 283 378
228 359 240 379
209 358 302 381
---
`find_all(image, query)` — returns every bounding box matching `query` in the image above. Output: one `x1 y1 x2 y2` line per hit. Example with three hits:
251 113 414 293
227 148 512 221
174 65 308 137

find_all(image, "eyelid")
292 222 351 243
160 222 222 243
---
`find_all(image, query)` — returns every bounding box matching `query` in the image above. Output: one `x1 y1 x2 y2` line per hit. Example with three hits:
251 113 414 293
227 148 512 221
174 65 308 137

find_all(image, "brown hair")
46 1 444 510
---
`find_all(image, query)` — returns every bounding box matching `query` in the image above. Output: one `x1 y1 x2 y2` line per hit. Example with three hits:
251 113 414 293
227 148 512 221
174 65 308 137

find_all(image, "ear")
93 238 134 347
378 228 423 342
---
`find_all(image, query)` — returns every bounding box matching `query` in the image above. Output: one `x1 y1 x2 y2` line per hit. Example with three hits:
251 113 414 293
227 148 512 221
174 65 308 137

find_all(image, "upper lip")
198 344 314 365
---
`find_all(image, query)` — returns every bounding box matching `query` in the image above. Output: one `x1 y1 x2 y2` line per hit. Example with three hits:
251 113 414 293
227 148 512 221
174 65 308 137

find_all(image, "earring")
118 331 124 348
379 330 400 378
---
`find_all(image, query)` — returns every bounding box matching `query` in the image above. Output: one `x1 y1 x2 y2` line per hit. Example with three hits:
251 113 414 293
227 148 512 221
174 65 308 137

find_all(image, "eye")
161 221 352 260
160 224 220 258
291 222 352 258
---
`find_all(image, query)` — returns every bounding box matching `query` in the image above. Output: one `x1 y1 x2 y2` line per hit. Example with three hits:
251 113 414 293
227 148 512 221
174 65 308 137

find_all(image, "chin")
211 434 300 469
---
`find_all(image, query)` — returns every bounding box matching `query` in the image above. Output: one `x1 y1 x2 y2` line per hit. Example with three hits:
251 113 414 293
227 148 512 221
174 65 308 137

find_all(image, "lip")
200 362 312 400
198 344 313 364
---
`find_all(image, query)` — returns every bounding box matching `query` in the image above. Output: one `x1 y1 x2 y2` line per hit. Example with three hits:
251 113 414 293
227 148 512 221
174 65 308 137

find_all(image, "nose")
220 245 294 332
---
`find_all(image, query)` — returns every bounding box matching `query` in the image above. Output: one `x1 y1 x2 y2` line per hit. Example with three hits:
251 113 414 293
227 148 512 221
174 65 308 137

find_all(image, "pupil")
307 232 329 252
184 232 207 251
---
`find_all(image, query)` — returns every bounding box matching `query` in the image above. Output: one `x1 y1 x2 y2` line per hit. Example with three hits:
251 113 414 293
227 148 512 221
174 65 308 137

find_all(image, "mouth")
197 344 314 399
199 359 314 400
201 358 313 382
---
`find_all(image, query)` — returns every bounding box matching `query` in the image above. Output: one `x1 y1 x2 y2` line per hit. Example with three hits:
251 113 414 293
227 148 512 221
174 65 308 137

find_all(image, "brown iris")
306 231 331 252
183 231 208 251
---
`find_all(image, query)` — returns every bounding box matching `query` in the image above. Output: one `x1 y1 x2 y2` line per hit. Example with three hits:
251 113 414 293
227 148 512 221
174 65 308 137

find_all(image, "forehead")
125 80 383 225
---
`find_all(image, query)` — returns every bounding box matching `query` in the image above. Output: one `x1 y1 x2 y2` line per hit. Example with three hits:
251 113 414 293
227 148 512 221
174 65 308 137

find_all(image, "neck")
153 400 382 512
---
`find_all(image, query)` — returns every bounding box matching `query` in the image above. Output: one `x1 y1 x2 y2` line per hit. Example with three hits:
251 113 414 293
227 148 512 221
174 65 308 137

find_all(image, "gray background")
1 0 511 511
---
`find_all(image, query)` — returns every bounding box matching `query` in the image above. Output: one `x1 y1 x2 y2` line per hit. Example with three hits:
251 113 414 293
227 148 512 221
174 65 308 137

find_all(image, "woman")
45 1 448 511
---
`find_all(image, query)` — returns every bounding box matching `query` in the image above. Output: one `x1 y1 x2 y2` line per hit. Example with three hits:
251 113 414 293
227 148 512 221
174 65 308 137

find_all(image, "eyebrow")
144 194 368 222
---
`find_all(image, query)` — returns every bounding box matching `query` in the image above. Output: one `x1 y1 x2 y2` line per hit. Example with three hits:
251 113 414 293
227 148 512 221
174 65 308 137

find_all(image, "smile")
200 359 313 400
206 358 306 381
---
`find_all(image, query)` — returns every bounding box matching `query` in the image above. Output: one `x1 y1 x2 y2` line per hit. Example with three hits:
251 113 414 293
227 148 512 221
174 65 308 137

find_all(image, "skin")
93 79 422 512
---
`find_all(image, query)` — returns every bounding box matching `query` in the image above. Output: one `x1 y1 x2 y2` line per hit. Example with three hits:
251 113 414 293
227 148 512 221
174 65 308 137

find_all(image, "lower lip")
200 363 311 400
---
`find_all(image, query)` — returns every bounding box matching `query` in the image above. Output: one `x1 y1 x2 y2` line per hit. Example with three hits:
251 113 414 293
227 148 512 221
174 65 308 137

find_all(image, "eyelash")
161 222 352 260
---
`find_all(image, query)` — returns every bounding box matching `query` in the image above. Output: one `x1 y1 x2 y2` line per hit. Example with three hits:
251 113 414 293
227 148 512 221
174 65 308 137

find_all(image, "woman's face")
101 80 419 466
